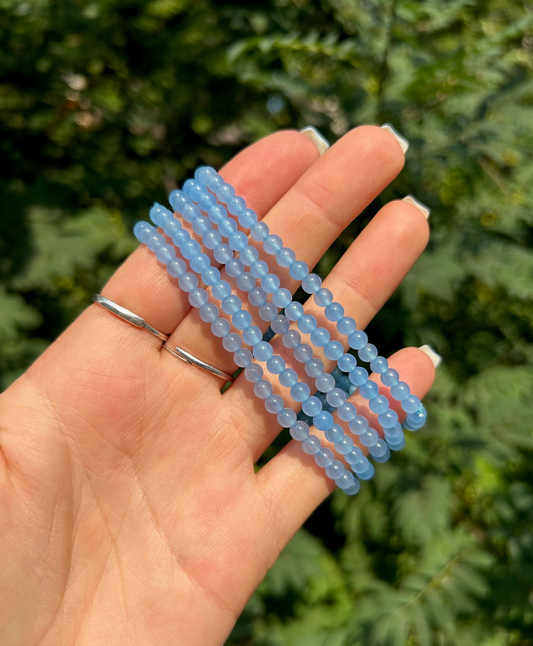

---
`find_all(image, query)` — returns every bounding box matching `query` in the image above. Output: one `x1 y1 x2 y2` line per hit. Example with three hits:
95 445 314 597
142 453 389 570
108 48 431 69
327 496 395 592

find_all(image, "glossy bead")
211 317 231 337
370 356 388 374
181 202 200 223
348 366 368 386
369 395 389 414
301 272 321 293
134 220 156 240
324 424 344 443
310 327 330 347
179 273 198 292
302 435 321 454
206 173 224 192
278 408 297 428
189 288 208 308
325 460 345 480
282 329 301 349
305 358 324 378
314 288 333 307
266 355 285 375
289 261 309 281
227 195 246 215
253 341 273 362
324 341 344 361
381 368 399 387
272 288 292 308
155 244 176 263
276 247 296 267
243 325 263 346
181 239 201 260
265 394 284 414
222 333 242 352
240 246 259 266
314 411 334 431
259 303 277 321
294 344 313 363
214 243 233 264
250 221 269 241
239 208 257 228
315 447 335 468
325 302 344 322
232 310 253 330
298 315 317 334
359 343 378 363
172 229 190 246
271 315 290 335
167 257 187 277
371 445 391 463
360 428 379 447
194 165 216 184
390 381 410 401
335 435 354 455
169 190 188 211
385 423 403 439
351 456 370 474
369 439 388 458
263 234 283 255
229 231 248 251
221 295 242 314
387 433 406 451
145 233 164 251
338 353 356 373
316 373 335 393
250 260 268 279
190 253 210 273
326 388 346 408
341 476 361 495
358 463 375 480
208 204 227 224
192 215 210 235
261 273 280 293
212 280 232 300
279 368 298 387
345 447 364 464
338 402 357 422
348 330 368 350
402 394 421 414
234 348 253 367
201 266 220 286
359 380 378 399
203 230 222 251
290 420 310 441
254 379 273 399
199 302 219 323
302 396 322 417
349 415 369 435
285 301 304 321
248 287 267 307
290 382 311 403
225 258 245 278
378 409 399 429
216 182 236 203
236 272 255 292
337 316 357 335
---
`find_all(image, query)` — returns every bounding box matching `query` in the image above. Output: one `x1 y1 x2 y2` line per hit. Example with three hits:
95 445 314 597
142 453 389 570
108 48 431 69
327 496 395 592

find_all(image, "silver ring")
92 293 235 383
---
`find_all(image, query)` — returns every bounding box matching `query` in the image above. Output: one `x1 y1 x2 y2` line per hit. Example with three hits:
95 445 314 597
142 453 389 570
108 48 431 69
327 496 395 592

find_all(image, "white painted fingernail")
300 126 330 156
380 123 409 154
402 195 431 220
419 344 442 368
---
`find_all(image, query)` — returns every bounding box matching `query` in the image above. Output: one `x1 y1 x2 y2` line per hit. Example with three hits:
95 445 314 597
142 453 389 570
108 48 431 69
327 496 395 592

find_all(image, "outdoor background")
1 0 533 644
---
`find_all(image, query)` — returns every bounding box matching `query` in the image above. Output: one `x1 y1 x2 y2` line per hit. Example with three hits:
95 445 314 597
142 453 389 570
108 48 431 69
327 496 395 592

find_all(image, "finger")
255 346 436 552
166 124 405 377
225 198 429 457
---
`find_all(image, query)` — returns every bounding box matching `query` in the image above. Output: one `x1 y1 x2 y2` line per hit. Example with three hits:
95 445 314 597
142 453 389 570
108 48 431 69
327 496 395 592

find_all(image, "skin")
0 125 434 646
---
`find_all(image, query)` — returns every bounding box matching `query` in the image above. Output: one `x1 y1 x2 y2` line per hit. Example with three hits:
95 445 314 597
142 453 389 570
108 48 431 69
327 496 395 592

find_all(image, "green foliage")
1 0 533 643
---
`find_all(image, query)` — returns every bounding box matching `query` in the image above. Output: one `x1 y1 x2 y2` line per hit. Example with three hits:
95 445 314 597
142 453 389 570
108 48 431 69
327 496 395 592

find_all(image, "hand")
0 126 435 646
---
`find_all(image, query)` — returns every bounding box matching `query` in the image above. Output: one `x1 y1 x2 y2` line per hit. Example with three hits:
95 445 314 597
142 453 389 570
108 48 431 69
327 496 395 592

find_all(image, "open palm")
0 126 435 646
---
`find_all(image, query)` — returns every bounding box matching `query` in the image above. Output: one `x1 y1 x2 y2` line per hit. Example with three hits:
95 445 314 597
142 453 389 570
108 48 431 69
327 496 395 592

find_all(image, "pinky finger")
255 346 436 548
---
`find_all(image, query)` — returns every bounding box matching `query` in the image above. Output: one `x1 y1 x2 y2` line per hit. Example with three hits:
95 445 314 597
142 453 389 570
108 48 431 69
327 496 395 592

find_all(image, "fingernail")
402 195 431 220
419 345 442 368
380 123 409 154
300 126 330 156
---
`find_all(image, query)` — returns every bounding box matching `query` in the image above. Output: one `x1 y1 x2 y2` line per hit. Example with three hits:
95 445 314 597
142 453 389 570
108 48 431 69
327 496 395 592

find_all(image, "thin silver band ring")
92 293 235 383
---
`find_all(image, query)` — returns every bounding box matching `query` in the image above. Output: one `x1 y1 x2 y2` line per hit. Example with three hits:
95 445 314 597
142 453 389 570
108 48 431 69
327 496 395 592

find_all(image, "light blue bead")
259 303 278 321
349 415 369 435
266 355 285 374
233 310 253 330
369 439 388 458
302 435 321 454
181 239 201 260
301 272 321 293
290 420 310 441
261 273 280 293
227 195 246 216
305 358 324 378
302 396 322 417
369 395 389 414
338 402 357 422
250 260 268 279
335 435 354 455
194 165 216 184
208 204 227 224
179 272 198 292
190 252 210 273
172 229 190 246
298 314 317 334
183 178 201 199
285 301 304 321
211 317 231 337
278 408 297 428
325 302 344 322
228 231 248 251
370 356 388 374
378 409 399 429
169 189 188 212
236 272 256 292
387 432 406 451
189 288 208 308
381 368 400 387
402 394 421 414
212 280 232 300
289 261 309 281
282 329 301 349
351 456 370 474
182 202 201 223
253 341 273 362
226 258 245 278
145 232 164 251
315 448 335 468
264 234 283 255
371 444 391 462
197 191 216 211
279 368 298 387
348 330 368 350
221 294 242 314
310 327 330 347
314 411 334 431
326 388 346 408
385 423 403 439
216 183 236 203
359 380 378 399
201 266 221 286
316 373 335 392
244 362 263 382
192 215 210 235
199 302 219 323
345 447 364 464
162 219 181 239
360 428 379 447
324 424 344 443
325 460 345 480
243 325 262 346
265 394 284 414
249 287 267 307
167 257 187 277
339 473 360 493
359 343 378 363
348 366 368 386
250 221 269 241
337 316 357 335
234 348 253 367
390 381 410 401
271 315 290 335
338 353 356 373
314 288 333 307
206 173 224 192
358 463 375 480
254 379 273 399
294 344 313 363
214 243 233 264
223 333 242 352
276 247 296 267
290 382 311 403
219 217 237 237
134 221 154 241
272 288 292 308
324 341 344 361
239 208 257 228
240 245 259 266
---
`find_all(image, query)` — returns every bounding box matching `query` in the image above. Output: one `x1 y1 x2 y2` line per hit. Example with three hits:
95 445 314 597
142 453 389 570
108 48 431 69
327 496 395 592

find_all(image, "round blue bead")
253 341 273 362
228 232 247 253
236 272 255 292
402 394 421 414
305 358 324 378
345 447 364 465
358 463 375 480
227 196 246 216
155 244 176 263
211 317 231 337
265 394 284 414
279 368 298 387
225 258 245 278
172 229 190 246
264 234 283 255
325 302 344 322
199 302 219 323
201 266 221 286
324 341 344 361
338 402 357 422
294 344 313 363
285 301 304 321
325 460 345 480
181 239 201 260
301 272 321 293
190 253 210 273
290 261 310 281
219 217 238 237
324 424 344 443
290 382 311 403
349 415 369 435
338 353 356 373
266 355 285 374
278 408 297 428
290 421 310 441
351 456 370 474
167 257 187 277
315 448 335 468
194 165 216 184
182 202 201 223
310 327 330 347
387 433 406 451
337 316 357 335
243 325 262 346
206 174 224 192
192 215 210 235
298 315 317 334
179 273 198 292
385 423 403 439
348 366 368 386
233 310 253 330
254 379 273 399
302 396 322 417
359 343 378 363
212 280 232 300
348 330 368 350
189 288 208 308
244 362 263 383
234 348 253 367
250 260 268 279
208 204 227 224
276 247 296 268
259 303 278 321
339 473 360 494
222 333 242 352
250 221 269 241
335 435 354 455
314 411 334 431
216 183 236 204
326 388 346 408
221 294 242 314
391 381 410 401
369 440 389 459
314 288 333 307
378 409 399 429
316 373 335 392
169 189 188 212
271 315 290 335
360 428 379 447
359 380 379 399
145 232 164 251
302 435 321 454
370 356 389 374
282 329 301 349
381 368 400 387
248 287 267 307
272 288 292 309
240 246 259 266
213 244 233 264
261 273 281 293
239 208 257 228
369 394 389 414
